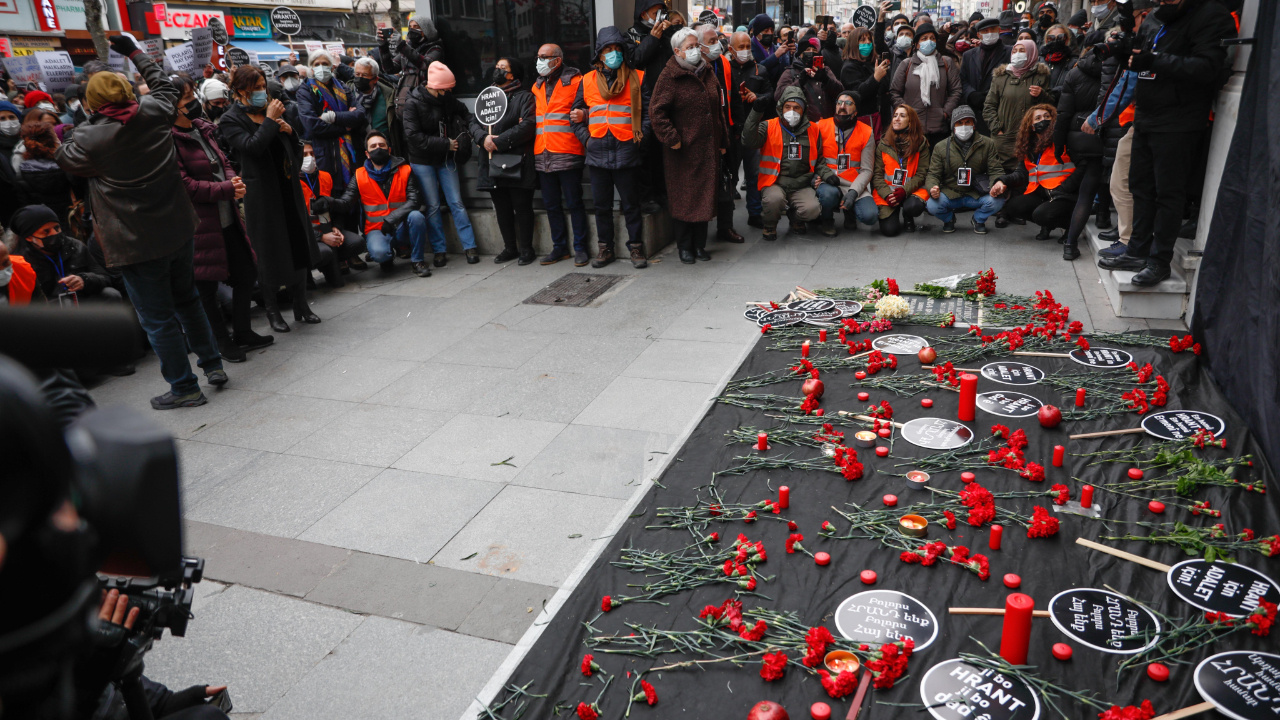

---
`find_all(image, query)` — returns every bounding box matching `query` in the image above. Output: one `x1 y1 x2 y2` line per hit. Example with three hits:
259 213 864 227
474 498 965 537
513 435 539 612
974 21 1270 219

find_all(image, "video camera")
1092 1 1138 59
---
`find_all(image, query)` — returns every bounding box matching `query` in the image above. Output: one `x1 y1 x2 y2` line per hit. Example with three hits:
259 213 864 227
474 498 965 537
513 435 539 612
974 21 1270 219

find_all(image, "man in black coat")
627 0 683 214
960 18 1010 135
1097 0 1235 286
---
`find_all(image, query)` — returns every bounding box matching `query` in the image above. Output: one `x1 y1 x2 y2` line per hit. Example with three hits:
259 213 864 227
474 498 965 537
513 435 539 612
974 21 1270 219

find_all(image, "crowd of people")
0 0 1239 411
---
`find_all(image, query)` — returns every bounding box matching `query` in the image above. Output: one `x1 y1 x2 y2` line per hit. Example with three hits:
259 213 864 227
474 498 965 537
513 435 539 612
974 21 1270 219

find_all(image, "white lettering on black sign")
871 334 930 355
901 417 974 450
920 658 1041 720
1048 589 1161 654
1069 347 1133 368
976 391 1043 418
474 86 509 126
980 361 1044 386
1141 410 1226 441
835 590 939 650
1194 652 1280 720
1168 559 1280 617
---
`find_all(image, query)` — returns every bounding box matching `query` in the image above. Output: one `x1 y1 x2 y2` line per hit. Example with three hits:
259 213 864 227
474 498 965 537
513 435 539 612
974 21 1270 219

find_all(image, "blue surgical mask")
249 90 268 108
603 50 623 69
919 40 937 55
858 42 872 57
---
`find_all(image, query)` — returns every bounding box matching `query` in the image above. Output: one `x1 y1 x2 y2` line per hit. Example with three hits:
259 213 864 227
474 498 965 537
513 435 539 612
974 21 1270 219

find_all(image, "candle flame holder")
853 431 876 448
899 514 928 537
824 650 861 675
905 470 930 491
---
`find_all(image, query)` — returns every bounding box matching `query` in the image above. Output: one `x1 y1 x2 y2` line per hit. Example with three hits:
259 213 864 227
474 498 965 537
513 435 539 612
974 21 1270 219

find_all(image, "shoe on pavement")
994 215 1009 229
629 247 648 268
1062 244 1081 261
412 261 432 277
1098 241 1127 258
942 219 955 233
1098 253 1146 271
434 252 448 267
971 218 988 234
695 248 711 261
541 249 571 265
762 227 778 241
151 390 207 410
679 249 695 264
235 331 274 350
518 253 537 266
747 215 764 228
465 249 479 264
494 249 520 263
820 219 837 237
574 249 590 267
206 369 228 387
1035 226 1052 241
1099 228 1120 242
904 216 916 232
217 338 246 363
717 227 745 243
1130 264 1171 286
591 245 615 268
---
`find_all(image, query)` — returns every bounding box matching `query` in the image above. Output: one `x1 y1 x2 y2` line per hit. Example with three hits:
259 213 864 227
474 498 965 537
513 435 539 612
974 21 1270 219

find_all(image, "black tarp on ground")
1193 0 1280 474
486 324 1277 720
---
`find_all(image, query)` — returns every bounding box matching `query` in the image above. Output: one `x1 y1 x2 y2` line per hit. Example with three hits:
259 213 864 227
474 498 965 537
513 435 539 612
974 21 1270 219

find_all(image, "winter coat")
16 158 75 229
386 25 446 124
170 118 256 283
533 66 587 173
468 86 536 190
997 142 1082 202
728 58 773 130
1052 53 1103 159
1131 0 1235 133
890 53 963 136
571 27 652 171
925 133 1005 200
839 56 888 113
650 56 728 223
626 0 679 96
330 156 423 230
983 62 1056 158
776 61 845 123
1044 55 1074 96
820 34 843 80
402 87 474 167
295 78 366 185
217 103 317 287
15 235 110 299
741 85 836 194
351 77 400 158
871 137 932 219
54 53 198 268
959 42 1010 132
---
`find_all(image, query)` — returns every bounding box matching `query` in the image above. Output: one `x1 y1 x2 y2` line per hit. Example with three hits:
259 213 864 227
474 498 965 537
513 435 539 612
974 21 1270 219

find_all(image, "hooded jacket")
925 131 1004 200
1131 0 1235 133
983 61 1055 148
571 26 652 170
741 85 836 193
627 0 679 95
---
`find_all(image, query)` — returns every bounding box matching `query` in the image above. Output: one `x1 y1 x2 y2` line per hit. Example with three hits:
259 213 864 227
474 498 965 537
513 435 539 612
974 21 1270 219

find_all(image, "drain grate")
523 272 626 307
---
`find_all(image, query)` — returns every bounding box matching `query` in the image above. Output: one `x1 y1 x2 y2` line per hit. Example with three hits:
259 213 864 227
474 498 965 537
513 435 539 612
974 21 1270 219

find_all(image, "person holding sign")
469 58 537 265
55 35 224 410
296 51 365 187
872 104 931 236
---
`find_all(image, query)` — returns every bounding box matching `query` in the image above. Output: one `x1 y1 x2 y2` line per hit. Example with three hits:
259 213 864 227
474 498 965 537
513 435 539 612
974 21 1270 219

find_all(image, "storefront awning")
226 39 293 60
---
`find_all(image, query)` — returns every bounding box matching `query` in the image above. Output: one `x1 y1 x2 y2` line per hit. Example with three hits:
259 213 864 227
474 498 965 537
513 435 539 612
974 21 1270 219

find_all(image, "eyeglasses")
1046 35 1066 42
835 99 855 106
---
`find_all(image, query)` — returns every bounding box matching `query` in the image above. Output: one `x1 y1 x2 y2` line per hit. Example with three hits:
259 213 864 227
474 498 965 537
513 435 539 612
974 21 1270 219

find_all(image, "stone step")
1085 222 1189 320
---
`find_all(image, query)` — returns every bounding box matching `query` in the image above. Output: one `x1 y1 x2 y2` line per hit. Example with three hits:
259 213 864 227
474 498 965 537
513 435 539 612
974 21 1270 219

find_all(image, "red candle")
860 570 877 585
877 427 891 438
883 494 897 506
875 446 890 458
1128 467 1144 480
1000 593 1035 665
958 373 978 421
814 552 831 566
989 524 1003 550
1148 500 1166 514
810 702 832 720
921 398 934 408
1080 485 1094 509
961 471 976 483
1003 573 1021 588
1052 445 1065 467
857 392 870 401
756 433 769 451
855 371 867 380
1147 663 1170 682
779 486 790 509
819 329 827 342
1052 643 1073 661
1075 388 1086 407
801 340 811 358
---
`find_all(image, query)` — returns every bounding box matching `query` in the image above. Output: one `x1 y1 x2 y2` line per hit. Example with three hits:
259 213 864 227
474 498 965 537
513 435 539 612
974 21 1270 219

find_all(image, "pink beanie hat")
426 61 455 90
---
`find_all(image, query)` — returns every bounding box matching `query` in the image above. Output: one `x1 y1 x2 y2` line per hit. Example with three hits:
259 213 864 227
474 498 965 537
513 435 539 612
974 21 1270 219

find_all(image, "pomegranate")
748 701 790 720
801 378 824 399
1038 404 1063 428
917 346 937 364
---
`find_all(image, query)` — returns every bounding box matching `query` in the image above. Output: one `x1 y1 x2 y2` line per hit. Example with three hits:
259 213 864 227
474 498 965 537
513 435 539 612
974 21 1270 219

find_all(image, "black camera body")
101 557 205 641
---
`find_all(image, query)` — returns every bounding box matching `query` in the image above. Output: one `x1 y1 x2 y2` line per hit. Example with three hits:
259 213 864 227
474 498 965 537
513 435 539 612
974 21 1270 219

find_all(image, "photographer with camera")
1096 0 1235 287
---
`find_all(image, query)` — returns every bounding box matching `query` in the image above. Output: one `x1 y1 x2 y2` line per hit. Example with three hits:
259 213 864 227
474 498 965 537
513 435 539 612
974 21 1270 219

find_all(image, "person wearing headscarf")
983 37 1054 198
296 50 365 187
56 36 222 410
889 23 962 147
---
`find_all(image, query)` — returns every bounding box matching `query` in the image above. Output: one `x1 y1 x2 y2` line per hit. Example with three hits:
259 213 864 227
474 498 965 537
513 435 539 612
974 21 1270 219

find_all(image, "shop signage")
33 0 59 32
157 5 226 41
227 8 271 38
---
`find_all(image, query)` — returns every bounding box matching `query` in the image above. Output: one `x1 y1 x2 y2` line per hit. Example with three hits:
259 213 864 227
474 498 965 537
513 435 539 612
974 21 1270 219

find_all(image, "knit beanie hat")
23 90 52 108
426 61 455 90
9 204 61 240
951 105 976 126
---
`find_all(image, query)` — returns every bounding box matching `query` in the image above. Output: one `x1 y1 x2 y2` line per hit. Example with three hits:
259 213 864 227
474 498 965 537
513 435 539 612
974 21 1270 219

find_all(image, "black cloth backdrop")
1193 0 1280 475
491 325 1277 719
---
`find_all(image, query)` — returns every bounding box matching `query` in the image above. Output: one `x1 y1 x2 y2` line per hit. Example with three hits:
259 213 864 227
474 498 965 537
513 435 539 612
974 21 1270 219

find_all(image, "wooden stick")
795 286 819 300
949 608 1051 617
849 349 873 360
1012 351 1071 358
1076 538 1171 572
1150 702 1216 720
1069 427 1147 440
844 668 873 720
837 411 906 429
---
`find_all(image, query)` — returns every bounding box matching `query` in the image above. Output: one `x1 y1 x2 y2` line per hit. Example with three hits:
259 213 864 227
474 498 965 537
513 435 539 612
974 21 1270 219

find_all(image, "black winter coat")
402 88 474 167
626 2 679 96
17 158 76 229
1053 51 1103 158
329 156 423 229
960 42 1010 132
15 235 110 299
1131 0 1235 133
839 57 889 115
468 86 536 190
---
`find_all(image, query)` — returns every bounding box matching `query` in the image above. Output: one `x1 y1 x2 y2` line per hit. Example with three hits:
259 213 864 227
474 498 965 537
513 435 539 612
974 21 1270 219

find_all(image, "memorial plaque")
784 298 836 313
1141 410 1226 441
976 391 1043 418
902 295 981 325
901 417 974 450
1047 588 1161 654
835 590 939 650
980 361 1045 386
872 334 930 355
1069 347 1133 368
920 658 1040 720
744 307 765 323
1194 651 1280 720
1168 559 1280 617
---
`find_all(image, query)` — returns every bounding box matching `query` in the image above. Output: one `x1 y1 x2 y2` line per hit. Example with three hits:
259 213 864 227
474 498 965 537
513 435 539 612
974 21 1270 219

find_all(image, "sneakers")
433 252 448 267
494 249 520 263
541 249 571 265
217 337 246 363
820 219 837 237
151 390 207 410
206 369 228 387
942 219 956 233
1035 226 1052 241
1098 241 1127 258
465 249 479 264
971 218 988 235
1131 264 1171 286
591 245 615 268
1098 253 1146 271
629 247 648 268
574 249 590 267
412 261 432 277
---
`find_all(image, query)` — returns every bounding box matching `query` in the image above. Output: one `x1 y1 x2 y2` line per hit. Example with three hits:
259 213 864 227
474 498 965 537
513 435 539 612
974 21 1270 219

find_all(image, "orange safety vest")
356 164 412 235
872 150 929 206
817 118 873 183
535 74 585 156
6 255 36 305
300 171 334 226
757 119 822 190
717 55 734 127
1118 103 1134 127
581 69 644 141
1024 146 1075 193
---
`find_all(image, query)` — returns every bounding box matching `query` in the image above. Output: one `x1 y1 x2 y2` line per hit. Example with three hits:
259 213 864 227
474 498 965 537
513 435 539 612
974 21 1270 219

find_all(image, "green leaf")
460 552 478 560
1204 546 1217 563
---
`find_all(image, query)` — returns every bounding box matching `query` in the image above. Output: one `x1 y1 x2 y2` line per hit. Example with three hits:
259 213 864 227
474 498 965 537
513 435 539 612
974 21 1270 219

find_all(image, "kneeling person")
924 105 1005 234
300 141 367 287
328 131 428 276
742 86 839 241
9 205 115 305
816 92 877 235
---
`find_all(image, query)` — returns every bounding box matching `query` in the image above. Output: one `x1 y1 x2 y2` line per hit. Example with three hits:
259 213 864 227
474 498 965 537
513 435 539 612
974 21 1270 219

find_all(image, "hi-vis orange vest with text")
356 165 411 234
816 118 873 183
872 150 929 206
300 171 334 226
535 74 585 155
581 70 644 141
758 119 822 190
1024 146 1075 193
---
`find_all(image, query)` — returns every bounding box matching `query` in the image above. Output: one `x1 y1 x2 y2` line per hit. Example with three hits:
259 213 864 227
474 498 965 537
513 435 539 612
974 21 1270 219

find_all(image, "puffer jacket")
983 61 1056 155
386 20 446 122
17 158 75 229
1052 52 1102 159
55 52 198 268
741 85 836 193
171 118 255 283
571 26 651 171
468 85 536 190
626 0 679 96
329 156 423 230
402 87 473 167
871 136 932 220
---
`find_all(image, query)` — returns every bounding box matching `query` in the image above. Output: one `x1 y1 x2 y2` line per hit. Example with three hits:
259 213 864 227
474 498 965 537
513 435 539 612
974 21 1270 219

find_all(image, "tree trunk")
83 0 109 61
387 0 404 32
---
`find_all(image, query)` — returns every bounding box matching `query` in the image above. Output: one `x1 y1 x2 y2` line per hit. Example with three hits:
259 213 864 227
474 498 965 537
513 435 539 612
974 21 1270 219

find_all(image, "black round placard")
1141 410 1226 441
1069 347 1133 368
1047 588 1161 654
980 361 1045 386
834 590 939 650
976 391 1043 418
901 417 974 450
920 658 1041 720
1194 651 1280 720
871 334 930 355
1167 559 1280 617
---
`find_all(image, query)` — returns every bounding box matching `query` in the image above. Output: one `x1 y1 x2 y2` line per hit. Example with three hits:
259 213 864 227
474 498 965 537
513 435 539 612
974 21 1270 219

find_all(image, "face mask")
1033 118 1051 133
954 124 974 140
0 119 19 136
884 30 894 43
301 155 316 173
313 64 333 83
248 90 268 108
1091 3 1109 17
1038 14 1054 28
834 113 856 128
283 77 301 91
354 76 373 92
735 49 752 63
1044 40 1067 58
919 40 936 55
37 102 56 113
603 50 624 69
956 39 972 53
183 99 203 120
536 58 556 76
684 47 703 65
1010 52 1027 66
368 147 391 165
783 109 801 125
895 35 913 50
206 104 226 121
39 233 64 251
0 265 11 285
836 37 846 49
858 42 873 57
703 42 722 59
981 32 1000 45
760 34 774 46
407 28 424 42
68 100 80 111
491 67 510 85
1068 26 1080 37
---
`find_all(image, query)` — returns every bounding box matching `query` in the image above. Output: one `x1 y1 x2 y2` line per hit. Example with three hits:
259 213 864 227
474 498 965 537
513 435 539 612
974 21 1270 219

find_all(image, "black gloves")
108 35 138 57
380 221 396 236
309 196 330 215
155 686 214 716
1127 50 1155 72
752 93 774 113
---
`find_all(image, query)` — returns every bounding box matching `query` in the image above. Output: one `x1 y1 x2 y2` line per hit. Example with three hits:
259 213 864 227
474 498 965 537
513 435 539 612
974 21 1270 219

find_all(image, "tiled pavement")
88 209 1188 719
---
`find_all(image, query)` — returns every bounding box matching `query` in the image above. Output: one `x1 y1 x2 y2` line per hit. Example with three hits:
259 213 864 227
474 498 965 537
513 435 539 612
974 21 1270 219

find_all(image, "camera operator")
1096 0 1235 286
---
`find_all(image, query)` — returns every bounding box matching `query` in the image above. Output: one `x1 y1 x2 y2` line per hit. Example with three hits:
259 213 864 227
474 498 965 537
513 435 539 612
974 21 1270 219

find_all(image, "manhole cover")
523 273 626 307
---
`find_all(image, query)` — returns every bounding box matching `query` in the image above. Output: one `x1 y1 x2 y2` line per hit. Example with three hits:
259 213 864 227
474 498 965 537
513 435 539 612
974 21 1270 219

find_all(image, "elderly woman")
889 23 962 148
295 50 366 186
650 27 727 264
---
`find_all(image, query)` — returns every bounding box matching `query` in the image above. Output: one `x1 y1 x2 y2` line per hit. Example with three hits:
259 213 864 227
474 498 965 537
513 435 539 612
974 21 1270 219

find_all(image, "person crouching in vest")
326 130 429 276
741 85 839 241
990 104 1078 257
0 242 41 305
814 91 877 235
301 141 368 288
533 44 591 267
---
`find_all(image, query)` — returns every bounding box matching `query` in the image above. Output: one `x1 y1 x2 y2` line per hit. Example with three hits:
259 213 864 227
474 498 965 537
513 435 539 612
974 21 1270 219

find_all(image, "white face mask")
1010 52 1027 66
980 32 1000 45
301 155 316 173
37 102 56 113
1091 2 1109 17
0 119 19 136
68 100 81 111
535 58 557 76
783 109 801 125
684 47 703 65
283 77 301 90
702 42 722 60
735 49 752 63
895 35 913 50
313 64 332 82
0 265 11 286
954 124 974 141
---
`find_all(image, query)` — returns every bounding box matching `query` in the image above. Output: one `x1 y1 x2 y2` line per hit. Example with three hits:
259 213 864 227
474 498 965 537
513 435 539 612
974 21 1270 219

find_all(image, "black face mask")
801 51 816 67
1038 14 1054 28
407 28 424 43
1033 118 1051 133
491 67 511 86
205 103 226 121
1043 40 1068 58
354 76 372 92
183 98 203 120
759 34 774 46
834 113 857 128
40 233 65 253
368 147 391 165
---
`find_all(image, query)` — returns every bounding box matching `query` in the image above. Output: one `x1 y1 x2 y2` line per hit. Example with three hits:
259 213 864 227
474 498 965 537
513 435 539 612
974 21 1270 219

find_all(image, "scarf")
594 64 643 142
912 52 940 106
306 78 356 184
364 157 396 184
1009 39 1039 78
96 102 140 125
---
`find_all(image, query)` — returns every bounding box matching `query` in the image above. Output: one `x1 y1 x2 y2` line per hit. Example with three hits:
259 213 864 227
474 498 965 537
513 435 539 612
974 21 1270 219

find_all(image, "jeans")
737 144 762 217
539 168 588 253
834 194 879 225
587 166 642 251
814 183 844 222
366 210 428 263
119 243 222 396
411 162 476 252
926 193 1005 223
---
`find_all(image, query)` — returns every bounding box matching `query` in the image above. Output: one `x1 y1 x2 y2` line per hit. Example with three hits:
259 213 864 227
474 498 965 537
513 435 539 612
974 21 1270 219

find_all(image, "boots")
591 244 615 268
292 282 320 324
629 247 649 268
